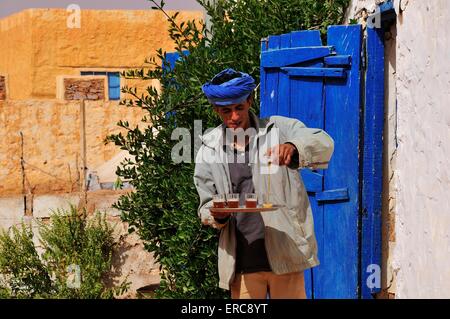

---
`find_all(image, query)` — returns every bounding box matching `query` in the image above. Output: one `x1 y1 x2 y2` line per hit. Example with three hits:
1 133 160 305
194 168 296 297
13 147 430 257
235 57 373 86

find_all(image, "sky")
0 0 204 18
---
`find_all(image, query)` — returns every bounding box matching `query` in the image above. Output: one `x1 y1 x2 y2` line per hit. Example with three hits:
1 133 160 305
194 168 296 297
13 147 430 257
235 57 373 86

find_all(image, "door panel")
316 26 361 299
260 25 362 298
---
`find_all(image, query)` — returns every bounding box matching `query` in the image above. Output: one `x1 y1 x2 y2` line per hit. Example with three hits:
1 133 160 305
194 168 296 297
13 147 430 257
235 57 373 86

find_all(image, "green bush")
107 0 350 298
0 206 129 299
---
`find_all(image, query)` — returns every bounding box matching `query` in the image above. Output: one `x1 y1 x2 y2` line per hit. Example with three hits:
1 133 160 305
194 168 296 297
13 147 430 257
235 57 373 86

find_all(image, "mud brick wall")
0 99 145 196
0 76 6 100
64 78 105 100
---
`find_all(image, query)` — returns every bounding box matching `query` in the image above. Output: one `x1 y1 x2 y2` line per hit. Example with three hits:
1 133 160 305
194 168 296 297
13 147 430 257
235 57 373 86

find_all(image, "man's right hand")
210 210 232 219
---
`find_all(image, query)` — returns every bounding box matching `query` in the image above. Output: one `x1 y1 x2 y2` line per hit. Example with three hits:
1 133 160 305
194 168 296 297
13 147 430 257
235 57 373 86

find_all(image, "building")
0 8 203 298
346 0 450 298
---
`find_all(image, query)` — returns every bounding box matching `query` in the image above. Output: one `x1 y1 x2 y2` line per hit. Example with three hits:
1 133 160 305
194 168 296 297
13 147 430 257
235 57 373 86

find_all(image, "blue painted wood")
261 46 335 67
280 32 291 48
278 33 291 116
165 52 179 71
290 30 322 47
316 188 350 202
108 72 121 100
379 0 396 27
260 26 368 299
260 38 268 117
379 0 394 12
165 50 189 71
314 25 362 299
108 72 120 87
281 67 346 78
289 73 324 126
262 35 281 117
288 30 324 299
283 31 326 300
163 51 189 119
324 55 352 67
301 170 324 193
361 27 384 299
289 31 326 299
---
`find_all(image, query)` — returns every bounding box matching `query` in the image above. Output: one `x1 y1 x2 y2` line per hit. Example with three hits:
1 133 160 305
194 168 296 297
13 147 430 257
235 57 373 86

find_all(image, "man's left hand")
265 143 297 166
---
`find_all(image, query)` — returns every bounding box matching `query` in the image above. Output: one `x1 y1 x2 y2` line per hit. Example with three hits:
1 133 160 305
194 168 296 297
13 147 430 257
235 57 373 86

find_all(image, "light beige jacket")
193 113 334 290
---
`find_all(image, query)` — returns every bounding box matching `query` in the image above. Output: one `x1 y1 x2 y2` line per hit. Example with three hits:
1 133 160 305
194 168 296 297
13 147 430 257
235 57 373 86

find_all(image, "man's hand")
265 143 297 166
210 210 232 219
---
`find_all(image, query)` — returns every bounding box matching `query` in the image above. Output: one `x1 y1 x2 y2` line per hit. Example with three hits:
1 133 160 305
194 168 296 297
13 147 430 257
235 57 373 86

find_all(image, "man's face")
213 97 252 130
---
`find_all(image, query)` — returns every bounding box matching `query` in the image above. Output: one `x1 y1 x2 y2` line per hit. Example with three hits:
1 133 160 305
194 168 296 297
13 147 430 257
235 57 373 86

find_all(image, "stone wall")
0 75 6 100
0 99 146 196
64 77 105 100
0 10 33 100
0 9 203 100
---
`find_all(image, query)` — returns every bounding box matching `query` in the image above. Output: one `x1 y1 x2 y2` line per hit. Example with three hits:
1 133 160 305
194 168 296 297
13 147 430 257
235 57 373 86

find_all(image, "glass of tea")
262 193 273 208
245 193 258 208
212 194 226 208
226 193 240 208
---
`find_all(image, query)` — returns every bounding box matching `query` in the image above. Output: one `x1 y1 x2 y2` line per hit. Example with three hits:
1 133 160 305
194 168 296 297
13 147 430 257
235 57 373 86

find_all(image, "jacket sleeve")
193 147 229 230
272 116 334 169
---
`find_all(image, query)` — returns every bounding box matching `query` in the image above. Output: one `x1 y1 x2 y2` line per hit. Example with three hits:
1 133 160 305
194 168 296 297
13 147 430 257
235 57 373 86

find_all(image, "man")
193 68 334 299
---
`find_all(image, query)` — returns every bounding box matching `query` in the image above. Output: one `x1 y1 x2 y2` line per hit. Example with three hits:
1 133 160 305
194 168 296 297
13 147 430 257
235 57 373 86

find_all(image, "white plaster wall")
394 0 450 299
346 0 381 20
0 196 24 230
347 0 450 298
380 22 398 297
33 194 81 218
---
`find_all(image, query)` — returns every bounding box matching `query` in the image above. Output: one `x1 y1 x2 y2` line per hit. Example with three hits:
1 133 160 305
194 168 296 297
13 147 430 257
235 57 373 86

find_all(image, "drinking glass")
226 193 240 208
212 194 226 208
245 193 258 208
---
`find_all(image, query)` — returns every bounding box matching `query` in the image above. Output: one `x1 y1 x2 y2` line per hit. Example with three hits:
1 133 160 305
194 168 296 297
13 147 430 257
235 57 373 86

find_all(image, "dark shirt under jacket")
227 145 271 274
213 119 301 273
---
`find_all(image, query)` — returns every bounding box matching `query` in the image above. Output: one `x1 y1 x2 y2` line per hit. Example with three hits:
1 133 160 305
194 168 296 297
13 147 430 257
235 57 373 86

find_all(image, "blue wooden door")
260 25 380 299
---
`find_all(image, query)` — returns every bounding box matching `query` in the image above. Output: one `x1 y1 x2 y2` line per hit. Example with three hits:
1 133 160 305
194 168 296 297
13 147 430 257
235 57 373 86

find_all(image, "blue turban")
202 68 256 106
